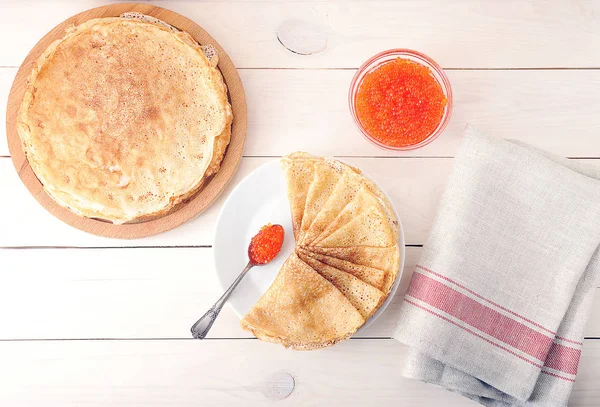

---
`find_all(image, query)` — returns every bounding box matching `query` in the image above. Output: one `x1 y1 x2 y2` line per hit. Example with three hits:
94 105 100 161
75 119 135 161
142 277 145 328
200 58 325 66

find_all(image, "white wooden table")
1 1 600 405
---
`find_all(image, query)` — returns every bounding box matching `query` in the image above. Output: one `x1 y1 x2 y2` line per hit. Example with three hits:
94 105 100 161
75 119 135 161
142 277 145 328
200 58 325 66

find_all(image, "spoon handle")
191 262 254 339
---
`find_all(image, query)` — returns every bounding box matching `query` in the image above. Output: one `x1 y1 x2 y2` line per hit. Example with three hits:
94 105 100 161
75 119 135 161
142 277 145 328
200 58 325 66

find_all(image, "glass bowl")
349 49 453 151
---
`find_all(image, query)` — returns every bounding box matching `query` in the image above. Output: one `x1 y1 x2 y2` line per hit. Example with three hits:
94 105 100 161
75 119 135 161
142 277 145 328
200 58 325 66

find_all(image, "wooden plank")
1 247 599 340
4 68 600 158
0 156 450 247
0 156 265 247
2 1 600 69
241 69 600 158
4 156 600 247
0 247 243 340
0 338 597 406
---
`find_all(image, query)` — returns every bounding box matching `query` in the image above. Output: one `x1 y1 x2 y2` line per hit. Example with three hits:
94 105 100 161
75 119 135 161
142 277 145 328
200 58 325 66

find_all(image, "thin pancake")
299 159 343 244
297 251 385 319
281 153 317 240
240 253 364 350
17 17 232 223
121 13 220 68
361 177 400 241
316 205 396 248
309 245 401 295
302 168 362 245
304 163 399 246
297 247 386 290
312 186 382 245
120 14 229 184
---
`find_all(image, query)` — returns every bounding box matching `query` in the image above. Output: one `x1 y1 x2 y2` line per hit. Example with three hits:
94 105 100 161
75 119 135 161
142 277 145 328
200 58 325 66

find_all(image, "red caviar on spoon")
248 224 285 265
191 224 285 339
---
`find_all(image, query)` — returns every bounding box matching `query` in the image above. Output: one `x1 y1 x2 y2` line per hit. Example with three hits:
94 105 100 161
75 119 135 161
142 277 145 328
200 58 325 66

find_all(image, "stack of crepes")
17 15 232 224
241 152 401 350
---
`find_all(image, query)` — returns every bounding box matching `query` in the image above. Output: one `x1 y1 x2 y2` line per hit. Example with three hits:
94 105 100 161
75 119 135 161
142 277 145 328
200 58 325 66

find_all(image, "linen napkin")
393 125 600 407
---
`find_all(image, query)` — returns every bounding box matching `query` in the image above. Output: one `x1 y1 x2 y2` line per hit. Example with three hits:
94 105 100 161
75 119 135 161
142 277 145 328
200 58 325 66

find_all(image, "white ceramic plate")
214 159 405 332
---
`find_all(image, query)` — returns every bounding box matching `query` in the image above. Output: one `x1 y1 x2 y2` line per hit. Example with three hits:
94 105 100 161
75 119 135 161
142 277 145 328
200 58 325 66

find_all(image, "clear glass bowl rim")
348 48 453 151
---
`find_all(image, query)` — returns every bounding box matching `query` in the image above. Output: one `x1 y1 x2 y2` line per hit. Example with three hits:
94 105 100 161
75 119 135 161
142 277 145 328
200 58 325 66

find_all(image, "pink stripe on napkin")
406 269 583 377
407 271 554 361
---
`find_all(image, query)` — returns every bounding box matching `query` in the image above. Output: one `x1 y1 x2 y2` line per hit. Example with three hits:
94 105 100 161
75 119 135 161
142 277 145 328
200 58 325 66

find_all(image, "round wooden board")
5 3 247 239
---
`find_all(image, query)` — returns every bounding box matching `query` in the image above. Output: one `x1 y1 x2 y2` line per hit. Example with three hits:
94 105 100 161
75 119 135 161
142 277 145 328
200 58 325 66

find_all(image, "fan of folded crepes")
240 253 365 350
240 153 401 350
17 16 232 223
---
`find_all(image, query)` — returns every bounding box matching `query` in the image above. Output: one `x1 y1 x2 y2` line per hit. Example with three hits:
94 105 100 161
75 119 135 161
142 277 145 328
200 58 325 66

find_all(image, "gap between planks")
0 337 597 342
0 244 424 249
3 156 600 161
236 67 600 71
0 337 392 342
3 67 600 70
0 245 213 249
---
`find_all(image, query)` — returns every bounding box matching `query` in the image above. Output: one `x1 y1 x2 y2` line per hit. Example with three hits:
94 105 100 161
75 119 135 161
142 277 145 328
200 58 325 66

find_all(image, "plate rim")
5 3 247 239
214 157 406 334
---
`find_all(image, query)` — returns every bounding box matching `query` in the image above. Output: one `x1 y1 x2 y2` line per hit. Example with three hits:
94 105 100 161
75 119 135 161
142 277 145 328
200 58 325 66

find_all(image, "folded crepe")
299 160 343 243
302 168 363 245
298 250 385 319
297 247 386 291
312 185 384 245
240 253 364 350
317 205 397 248
281 153 316 239
309 245 401 295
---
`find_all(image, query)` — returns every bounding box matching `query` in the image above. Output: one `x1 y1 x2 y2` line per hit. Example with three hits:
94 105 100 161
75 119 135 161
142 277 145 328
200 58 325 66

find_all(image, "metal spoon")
190 261 255 339
191 224 284 339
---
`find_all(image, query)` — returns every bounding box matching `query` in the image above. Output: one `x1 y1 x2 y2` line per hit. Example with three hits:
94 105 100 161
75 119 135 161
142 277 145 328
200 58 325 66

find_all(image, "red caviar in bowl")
355 58 447 148
248 224 285 265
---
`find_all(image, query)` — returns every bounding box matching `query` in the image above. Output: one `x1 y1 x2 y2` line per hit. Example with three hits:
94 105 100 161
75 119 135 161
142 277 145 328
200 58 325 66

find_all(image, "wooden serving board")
5 3 247 239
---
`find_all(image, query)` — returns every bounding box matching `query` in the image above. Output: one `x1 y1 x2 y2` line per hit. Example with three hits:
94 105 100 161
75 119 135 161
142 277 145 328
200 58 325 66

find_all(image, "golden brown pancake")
281 153 317 239
317 205 396 248
309 245 400 274
240 253 364 350
297 251 385 319
17 17 232 223
299 159 343 243
312 186 383 245
297 247 386 290
302 168 362 245
309 245 401 295
361 176 400 241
